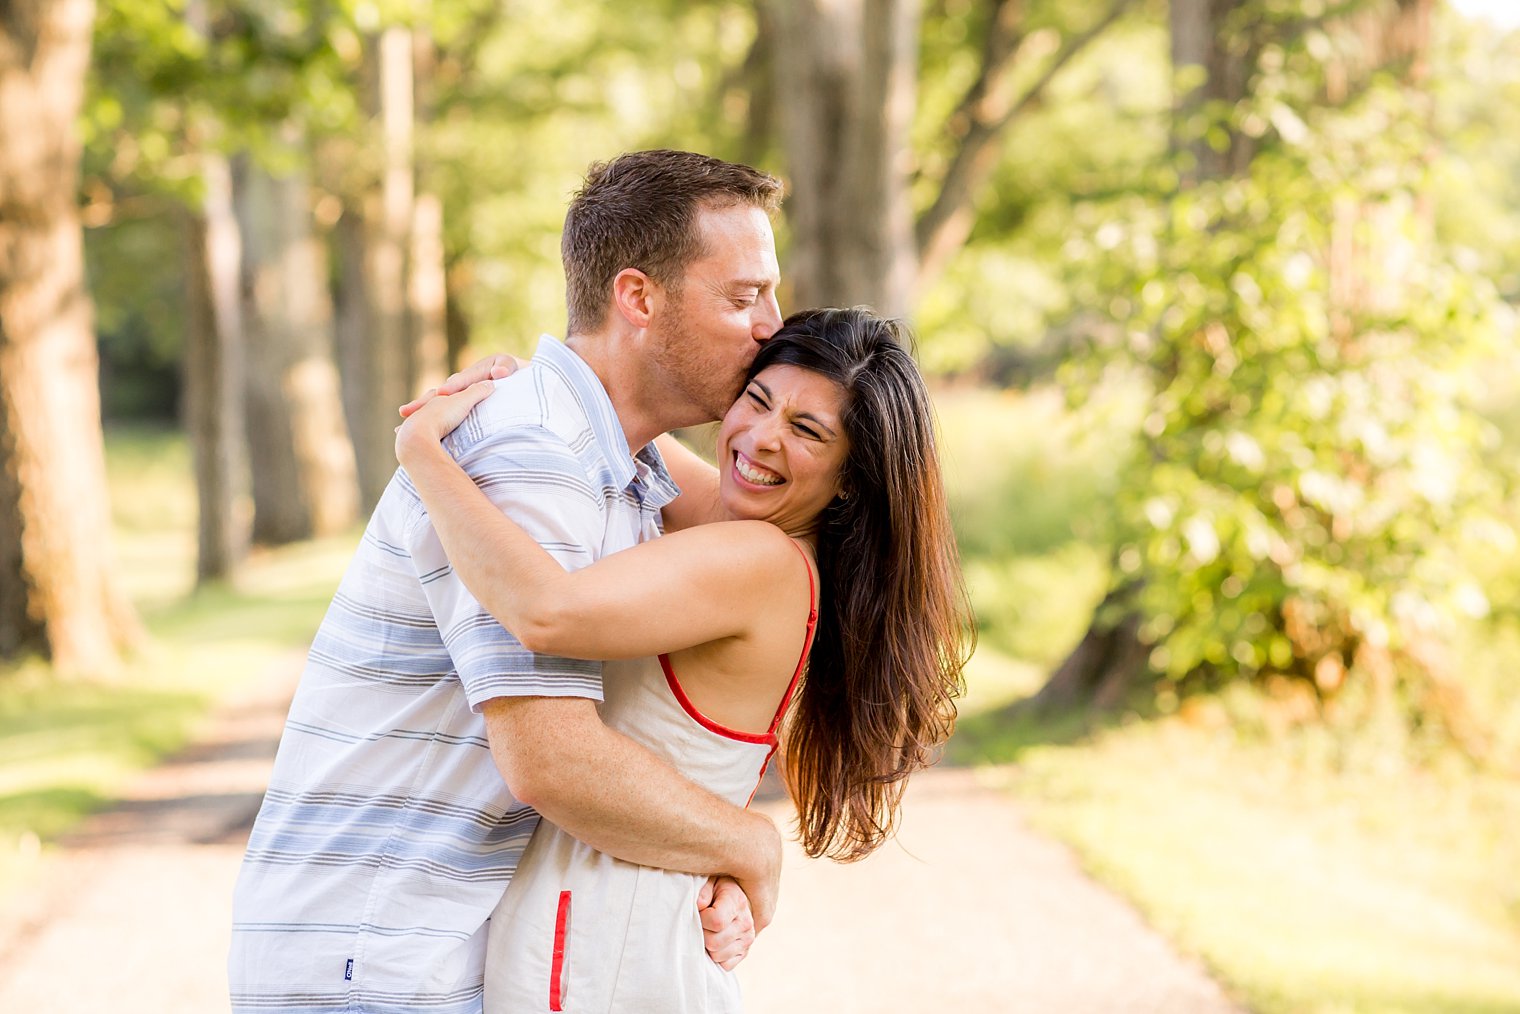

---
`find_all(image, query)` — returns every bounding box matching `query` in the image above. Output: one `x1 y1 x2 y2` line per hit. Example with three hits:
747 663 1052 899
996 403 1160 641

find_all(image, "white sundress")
484 552 818 1013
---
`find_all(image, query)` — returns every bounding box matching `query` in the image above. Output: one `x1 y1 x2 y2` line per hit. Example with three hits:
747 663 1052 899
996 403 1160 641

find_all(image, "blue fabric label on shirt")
344 959 353 981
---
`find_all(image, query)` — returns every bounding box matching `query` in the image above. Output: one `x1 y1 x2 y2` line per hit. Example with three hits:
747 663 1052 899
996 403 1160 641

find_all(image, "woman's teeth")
736 453 783 486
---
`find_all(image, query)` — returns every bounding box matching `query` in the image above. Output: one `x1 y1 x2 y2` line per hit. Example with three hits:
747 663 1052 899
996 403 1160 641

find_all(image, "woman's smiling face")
714 364 851 536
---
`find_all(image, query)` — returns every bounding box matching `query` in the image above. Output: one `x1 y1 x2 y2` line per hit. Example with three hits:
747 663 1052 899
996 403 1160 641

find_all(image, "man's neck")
564 332 692 455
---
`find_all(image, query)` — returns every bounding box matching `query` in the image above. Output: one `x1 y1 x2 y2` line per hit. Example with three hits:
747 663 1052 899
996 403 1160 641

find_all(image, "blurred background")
2 0 1519 1011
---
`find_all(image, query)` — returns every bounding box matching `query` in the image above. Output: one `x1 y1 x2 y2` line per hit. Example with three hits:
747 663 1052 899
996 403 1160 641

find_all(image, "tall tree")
767 0 1135 315
182 149 250 581
336 25 417 510
1029 0 1498 751
768 0 920 316
409 28 449 398
236 143 358 544
0 0 140 670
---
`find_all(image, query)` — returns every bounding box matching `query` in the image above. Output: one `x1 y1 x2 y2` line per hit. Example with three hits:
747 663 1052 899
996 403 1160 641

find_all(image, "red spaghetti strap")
766 541 819 735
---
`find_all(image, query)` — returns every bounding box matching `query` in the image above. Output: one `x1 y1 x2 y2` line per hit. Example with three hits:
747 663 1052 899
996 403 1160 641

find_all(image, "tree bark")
409 30 448 393
1170 0 1254 182
769 0 919 317
235 147 358 544
769 0 1131 314
915 0 1135 290
340 26 415 511
0 0 141 670
1020 596 1150 716
182 154 249 583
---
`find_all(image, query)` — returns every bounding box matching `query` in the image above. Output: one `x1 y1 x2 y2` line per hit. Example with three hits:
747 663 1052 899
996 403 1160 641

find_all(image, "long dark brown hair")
749 307 975 862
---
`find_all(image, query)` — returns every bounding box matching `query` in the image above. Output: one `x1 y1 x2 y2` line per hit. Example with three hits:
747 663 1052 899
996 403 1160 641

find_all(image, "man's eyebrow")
730 278 773 290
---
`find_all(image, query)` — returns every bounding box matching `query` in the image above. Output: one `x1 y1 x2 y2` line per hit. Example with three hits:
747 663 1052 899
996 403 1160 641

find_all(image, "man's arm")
484 695 781 930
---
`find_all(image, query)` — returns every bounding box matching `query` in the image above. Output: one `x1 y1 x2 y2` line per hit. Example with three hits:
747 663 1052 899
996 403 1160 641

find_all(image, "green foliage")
1058 9 1519 742
914 11 1173 375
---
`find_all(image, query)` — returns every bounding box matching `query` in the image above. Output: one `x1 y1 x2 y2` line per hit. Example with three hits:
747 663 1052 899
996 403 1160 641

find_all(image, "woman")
395 307 973 1012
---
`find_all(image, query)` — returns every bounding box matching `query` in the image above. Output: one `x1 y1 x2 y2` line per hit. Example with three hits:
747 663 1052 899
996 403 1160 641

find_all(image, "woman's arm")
396 384 800 661
654 433 724 532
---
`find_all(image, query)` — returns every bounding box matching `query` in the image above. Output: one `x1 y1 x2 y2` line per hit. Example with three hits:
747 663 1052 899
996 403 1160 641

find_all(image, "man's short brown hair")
561 150 783 335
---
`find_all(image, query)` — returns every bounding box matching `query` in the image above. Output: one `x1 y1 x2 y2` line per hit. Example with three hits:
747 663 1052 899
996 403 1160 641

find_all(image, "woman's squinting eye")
746 388 768 407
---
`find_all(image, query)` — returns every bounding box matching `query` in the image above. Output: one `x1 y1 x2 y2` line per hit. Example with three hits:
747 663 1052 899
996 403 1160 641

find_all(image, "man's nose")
752 292 783 342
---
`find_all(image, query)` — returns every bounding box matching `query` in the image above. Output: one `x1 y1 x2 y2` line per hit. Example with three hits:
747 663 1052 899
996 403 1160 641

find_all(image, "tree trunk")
444 254 473 369
1170 0 1253 182
409 30 448 393
235 147 358 544
182 154 249 583
1021 596 1150 717
339 26 415 511
768 0 919 317
409 191 448 393
1040 0 1437 718
0 0 141 670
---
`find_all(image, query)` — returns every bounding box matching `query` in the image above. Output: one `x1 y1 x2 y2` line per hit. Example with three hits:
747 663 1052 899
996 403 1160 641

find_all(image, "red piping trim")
660 654 777 745
549 890 570 1012
660 541 820 750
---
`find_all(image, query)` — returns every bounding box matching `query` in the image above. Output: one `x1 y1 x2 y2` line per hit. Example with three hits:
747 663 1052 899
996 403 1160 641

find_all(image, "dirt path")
0 663 1244 1014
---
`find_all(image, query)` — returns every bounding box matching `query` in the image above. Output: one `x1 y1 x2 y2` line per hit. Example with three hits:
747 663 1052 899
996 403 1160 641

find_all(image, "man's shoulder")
448 366 597 461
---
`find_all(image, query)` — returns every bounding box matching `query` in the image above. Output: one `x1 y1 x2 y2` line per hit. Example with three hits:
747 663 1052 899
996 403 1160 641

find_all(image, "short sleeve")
403 425 606 711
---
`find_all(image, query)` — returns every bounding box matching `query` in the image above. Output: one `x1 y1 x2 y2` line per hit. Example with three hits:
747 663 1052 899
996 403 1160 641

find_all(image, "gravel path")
0 661 1245 1014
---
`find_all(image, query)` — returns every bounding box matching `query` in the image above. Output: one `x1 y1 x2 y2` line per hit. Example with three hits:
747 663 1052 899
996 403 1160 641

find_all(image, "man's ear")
611 268 658 329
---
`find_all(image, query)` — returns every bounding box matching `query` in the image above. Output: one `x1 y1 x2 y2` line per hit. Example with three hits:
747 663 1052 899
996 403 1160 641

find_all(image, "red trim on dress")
659 541 820 800
549 890 570 1011
659 654 778 746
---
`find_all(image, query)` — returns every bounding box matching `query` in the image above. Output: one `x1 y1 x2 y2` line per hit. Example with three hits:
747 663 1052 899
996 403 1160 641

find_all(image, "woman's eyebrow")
795 412 838 438
752 378 838 437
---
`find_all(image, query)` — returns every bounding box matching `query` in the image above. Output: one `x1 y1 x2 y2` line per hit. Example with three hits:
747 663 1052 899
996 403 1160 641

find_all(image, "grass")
0 424 354 900
973 715 1520 1014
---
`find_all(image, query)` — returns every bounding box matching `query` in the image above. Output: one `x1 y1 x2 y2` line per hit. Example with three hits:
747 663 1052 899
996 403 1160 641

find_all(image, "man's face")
646 204 783 424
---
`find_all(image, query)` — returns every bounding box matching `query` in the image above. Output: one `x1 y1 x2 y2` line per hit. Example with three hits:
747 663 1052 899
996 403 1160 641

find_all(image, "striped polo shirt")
229 335 681 1014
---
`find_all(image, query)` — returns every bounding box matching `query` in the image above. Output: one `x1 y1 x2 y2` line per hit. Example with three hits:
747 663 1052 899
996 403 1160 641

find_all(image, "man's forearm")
485 696 779 897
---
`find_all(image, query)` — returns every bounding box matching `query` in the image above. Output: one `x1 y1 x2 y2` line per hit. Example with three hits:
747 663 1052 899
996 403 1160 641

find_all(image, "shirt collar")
533 335 682 510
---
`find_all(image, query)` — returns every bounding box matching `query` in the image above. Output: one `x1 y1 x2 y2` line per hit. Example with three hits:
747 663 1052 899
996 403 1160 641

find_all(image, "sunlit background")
2 0 1519 1011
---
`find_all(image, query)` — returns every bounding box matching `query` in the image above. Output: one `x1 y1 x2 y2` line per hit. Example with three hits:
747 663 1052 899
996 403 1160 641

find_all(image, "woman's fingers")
699 876 756 970
399 354 520 418
395 380 497 454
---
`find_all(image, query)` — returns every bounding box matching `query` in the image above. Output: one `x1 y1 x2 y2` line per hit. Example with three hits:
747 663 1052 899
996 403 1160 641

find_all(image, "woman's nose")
750 414 784 450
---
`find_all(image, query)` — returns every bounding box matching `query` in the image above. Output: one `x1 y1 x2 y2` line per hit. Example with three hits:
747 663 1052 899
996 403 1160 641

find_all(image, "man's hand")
699 876 757 971
734 812 782 935
399 354 525 419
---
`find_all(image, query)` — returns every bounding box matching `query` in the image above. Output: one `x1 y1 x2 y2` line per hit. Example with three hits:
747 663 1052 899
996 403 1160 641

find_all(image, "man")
230 150 786 1013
